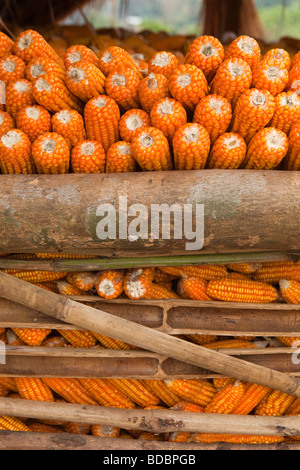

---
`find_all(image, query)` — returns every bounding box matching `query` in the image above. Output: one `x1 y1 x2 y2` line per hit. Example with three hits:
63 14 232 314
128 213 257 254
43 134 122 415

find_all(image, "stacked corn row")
1 30 300 174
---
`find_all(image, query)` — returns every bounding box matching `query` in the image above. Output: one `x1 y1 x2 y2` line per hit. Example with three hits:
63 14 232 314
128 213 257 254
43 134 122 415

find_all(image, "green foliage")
257 0 300 41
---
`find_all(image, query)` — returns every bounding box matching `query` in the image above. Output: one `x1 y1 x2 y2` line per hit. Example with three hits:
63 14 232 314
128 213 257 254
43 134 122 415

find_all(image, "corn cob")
225 35 261 70
291 50 300 69
95 270 125 299
279 279 300 304
29 422 64 433
32 73 83 114
172 123 210 171
65 61 106 102
15 377 55 402
193 94 232 144
252 59 289 96
0 32 14 59
206 278 278 303
204 380 245 414
0 416 32 432
286 63 300 92
211 58 252 109
231 382 272 415
253 261 300 283
5 79 36 119
207 132 246 169
13 29 64 66
35 253 95 260
42 335 69 348
131 126 173 171
262 48 291 70
25 56 65 82
164 379 217 407
153 268 177 284
71 140 106 174
203 338 258 349
242 127 289 170
0 377 18 392
3 270 68 283
0 54 26 85
168 400 204 443
98 46 143 78
137 72 170 114
191 432 284 444
143 283 179 300
31 131 70 174
230 88 275 144
0 385 9 398
106 141 137 173
269 91 300 135
0 128 34 174
124 267 155 300
185 35 224 82
177 277 212 301
284 121 300 171
63 44 99 69
150 97 187 144
161 264 228 280
108 379 160 407
16 105 51 143
57 329 97 348
42 378 98 405
144 380 180 407
63 422 91 435
0 111 14 137
105 67 141 112
91 424 120 438
90 332 137 350
227 262 261 274
285 397 300 415
255 389 295 416
213 377 236 390
79 378 136 408
30 279 58 293
148 51 179 79
119 108 151 142
185 334 219 346
5 328 25 346
12 327 51 346
277 336 300 347
51 109 86 150
84 95 120 152
66 271 97 292
138 432 166 441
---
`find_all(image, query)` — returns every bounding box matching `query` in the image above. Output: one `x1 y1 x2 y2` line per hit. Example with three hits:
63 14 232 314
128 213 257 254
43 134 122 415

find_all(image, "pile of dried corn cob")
1 30 300 173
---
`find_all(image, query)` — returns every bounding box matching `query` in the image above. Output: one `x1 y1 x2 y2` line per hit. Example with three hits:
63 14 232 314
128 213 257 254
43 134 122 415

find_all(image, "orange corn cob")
147 51 179 79
242 127 289 170
15 377 54 402
144 380 180 407
285 397 300 415
2 269 68 282
5 329 25 346
150 97 187 144
119 108 151 142
106 141 137 173
143 283 179 300
255 389 295 416
191 432 284 444
279 279 300 304
173 122 210 171
98 46 142 78
0 54 26 85
131 126 173 171
25 56 65 82
269 91 300 135
207 132 246 169
0 378 18 392
124 267 155 300
153 267 177 284
63 44 99 69
204 380 245 414
34 253 95 259
16 105 51 143
0 385 9 398
57 329 97 348
71 140 106 174
164 379 217 407
0 111 14 137
105 67 141 111
0 32 14 59
185 35 225 82
193 94 232 144
286 63 300 92
168 400 204 443
227 272 253 281
230 88 275 144
90 332 137 350
177 277 212 301
91 424 120 438
252 60 289 96
42 335 68 347
51 109 86 149
5 79 36 119
84 95 120 152
185 334 219 346
211 58 252 109
213 377 236 390
65 61 106 102
137 72 170 114
161 264 228 280
42 378 98 405
13 29 64 66
12 327 51 346
66 271 97 291
262 48 291 70
227 262 261 274
32 74 83 114
0 128 34 174
284 121 300 171
0 416 31 432
277 336 300 347
206 278 278 303
231 382 272 415
95 270 125 299
108 378 160 407
31 131 70 174
168 64 208 114
203 338 258 349
138 432 166 441
252 261 300 283
225 35 261 70
291 50 300 69
63 422 91 435
29 422 64 433
79 378 136 408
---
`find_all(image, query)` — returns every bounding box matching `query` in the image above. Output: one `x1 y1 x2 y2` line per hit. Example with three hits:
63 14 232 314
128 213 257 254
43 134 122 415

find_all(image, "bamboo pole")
1 272 300 397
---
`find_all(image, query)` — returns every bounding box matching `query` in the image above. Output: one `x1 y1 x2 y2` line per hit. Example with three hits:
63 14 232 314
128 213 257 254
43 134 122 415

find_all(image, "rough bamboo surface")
0 171 300 256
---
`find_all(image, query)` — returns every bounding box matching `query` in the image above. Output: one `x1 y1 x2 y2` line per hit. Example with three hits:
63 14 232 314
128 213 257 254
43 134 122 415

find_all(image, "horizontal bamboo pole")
1 272 300 396
0 397 300 436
